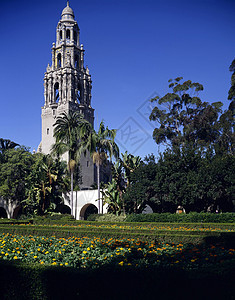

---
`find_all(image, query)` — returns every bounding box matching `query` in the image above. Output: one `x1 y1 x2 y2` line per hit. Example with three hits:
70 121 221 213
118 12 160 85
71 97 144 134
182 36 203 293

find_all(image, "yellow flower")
119 261 124 266
13 256 18 260
83 251 87 254
40 261 44 264
34 256 37 259
87 247 90 251
5 253 9 256
65 263 68 266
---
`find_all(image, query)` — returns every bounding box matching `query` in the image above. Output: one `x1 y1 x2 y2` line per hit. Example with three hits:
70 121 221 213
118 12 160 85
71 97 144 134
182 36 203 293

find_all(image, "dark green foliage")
0 147 35 204
228 58 235 102
124 146 235 213
124 154 157 213
0 259 234 300
0 144 70 217
23 154 69 215
125 212 235 223
149 78 223 150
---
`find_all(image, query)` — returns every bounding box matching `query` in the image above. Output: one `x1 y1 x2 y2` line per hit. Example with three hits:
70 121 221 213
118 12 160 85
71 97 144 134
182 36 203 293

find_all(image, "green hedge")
0 259 234 300
0 223 234 246
125 212 235 223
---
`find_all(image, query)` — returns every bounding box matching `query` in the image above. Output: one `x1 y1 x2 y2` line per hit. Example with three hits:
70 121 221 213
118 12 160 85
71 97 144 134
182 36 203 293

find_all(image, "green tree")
228 58 235 103
52 111 89 216
80 121 119 213
149 78 223 150
124 154 157 213
23 154 69 215
0 147 34 208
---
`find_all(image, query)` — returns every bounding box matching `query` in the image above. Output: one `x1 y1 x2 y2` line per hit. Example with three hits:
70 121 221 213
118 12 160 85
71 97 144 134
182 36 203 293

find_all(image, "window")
60 30 62 39
87 161 89 167
73 30 77 44
54 82 59 102
66 29 70 39
57 53 61 68
47 128 49 135
74 55 79 68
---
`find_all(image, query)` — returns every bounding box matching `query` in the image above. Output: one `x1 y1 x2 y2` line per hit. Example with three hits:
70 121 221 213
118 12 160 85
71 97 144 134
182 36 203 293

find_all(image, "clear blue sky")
0 0 234 159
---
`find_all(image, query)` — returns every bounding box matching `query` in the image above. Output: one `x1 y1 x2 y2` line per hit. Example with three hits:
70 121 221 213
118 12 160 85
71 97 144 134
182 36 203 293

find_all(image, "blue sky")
0 0 234 159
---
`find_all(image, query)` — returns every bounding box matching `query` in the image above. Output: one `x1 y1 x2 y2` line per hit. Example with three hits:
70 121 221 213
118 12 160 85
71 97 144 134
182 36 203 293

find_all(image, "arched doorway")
80 204 98 220
0 207 7 218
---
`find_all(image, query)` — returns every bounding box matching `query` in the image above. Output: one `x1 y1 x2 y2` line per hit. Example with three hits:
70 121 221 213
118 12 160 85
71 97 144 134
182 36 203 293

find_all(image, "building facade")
38 2 95 189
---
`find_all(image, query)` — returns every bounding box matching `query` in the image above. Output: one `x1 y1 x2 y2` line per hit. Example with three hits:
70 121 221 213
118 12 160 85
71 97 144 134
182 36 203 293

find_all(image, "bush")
33 214 75 224
87 213 126 222
125 212 235 223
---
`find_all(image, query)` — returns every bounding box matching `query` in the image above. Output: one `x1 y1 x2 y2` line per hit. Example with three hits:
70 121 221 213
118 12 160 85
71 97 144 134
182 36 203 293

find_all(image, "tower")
39 2 95 188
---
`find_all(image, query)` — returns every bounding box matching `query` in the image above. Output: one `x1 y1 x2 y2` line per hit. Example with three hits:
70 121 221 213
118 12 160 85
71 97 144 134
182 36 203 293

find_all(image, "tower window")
57 53 61 68
60 30 62 39
73 30 77 44
54 82 60 102
74 55 79 68
66 29 70 39
87 161 89 167
47 128 49 135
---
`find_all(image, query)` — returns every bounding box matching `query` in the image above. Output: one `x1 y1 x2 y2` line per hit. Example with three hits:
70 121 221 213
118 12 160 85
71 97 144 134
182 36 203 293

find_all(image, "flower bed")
0 233 234 270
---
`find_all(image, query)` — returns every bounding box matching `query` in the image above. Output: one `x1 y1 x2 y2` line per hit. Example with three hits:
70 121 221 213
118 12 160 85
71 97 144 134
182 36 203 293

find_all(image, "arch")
54 82 60 102
80 204 98 220
57 53 61 68
13 205 21 219
0 207 7 218
66 29 71 39
142 204 153 214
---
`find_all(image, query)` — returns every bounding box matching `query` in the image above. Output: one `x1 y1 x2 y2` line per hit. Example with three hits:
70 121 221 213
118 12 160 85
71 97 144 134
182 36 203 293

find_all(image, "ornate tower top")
42 2 93 115
40 3 94 155
61 2 75 20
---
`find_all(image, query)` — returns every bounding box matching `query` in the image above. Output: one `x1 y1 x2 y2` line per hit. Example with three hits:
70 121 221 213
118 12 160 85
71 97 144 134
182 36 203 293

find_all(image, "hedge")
0 259 234 300
0 223 234 246
125 212 235 223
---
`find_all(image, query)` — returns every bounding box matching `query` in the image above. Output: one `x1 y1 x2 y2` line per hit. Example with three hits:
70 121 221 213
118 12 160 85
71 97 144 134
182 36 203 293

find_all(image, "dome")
61 2 74 19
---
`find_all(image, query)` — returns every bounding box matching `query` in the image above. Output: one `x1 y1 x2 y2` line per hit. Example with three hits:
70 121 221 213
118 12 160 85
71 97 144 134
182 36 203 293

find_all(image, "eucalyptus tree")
52 111 89 216
149 77 223 151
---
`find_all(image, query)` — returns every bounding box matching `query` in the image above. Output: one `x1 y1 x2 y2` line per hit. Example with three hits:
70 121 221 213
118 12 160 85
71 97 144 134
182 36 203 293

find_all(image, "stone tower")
39 2 95 189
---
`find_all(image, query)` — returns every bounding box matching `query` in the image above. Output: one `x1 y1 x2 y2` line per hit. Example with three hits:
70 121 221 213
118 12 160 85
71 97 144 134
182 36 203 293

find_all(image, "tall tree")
149 78 223 150
0 147 34 207
228 58 235 104
52 111 88 216
23 154 69 215
80 121 119 213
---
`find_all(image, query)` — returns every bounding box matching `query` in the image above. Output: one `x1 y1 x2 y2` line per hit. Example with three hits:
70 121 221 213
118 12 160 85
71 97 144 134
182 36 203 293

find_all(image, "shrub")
87 214 126 222
125 212 235 223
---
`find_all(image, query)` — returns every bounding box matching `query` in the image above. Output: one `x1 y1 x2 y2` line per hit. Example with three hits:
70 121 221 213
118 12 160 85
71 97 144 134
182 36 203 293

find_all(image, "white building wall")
63 189 108 220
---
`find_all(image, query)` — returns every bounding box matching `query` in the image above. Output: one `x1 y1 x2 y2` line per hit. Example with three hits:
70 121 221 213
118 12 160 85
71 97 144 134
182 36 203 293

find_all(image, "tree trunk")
97 163 101 214
71 170 74 217
75 191 77 220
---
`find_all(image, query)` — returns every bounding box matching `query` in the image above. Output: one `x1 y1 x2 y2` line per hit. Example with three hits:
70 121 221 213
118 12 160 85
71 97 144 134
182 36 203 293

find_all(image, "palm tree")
52 111 89 216
0 138 19 151
80 121 119 213
121 151 142 188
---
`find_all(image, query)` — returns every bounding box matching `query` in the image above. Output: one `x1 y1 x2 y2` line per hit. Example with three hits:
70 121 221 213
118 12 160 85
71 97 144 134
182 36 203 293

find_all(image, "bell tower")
39 2 95 188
